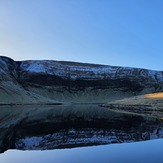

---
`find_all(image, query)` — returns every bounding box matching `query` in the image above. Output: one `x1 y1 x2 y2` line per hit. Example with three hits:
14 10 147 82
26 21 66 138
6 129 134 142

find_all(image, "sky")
0 0 163 70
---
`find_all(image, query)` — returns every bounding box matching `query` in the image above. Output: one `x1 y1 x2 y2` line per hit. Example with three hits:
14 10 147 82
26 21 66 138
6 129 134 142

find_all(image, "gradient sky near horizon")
0 0 163 70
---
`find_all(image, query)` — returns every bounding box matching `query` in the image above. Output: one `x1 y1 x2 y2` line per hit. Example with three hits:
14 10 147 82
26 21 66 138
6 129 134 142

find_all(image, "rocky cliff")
1 56 163 104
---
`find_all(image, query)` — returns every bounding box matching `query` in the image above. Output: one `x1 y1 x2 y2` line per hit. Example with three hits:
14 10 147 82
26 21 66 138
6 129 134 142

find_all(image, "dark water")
0 104 163 162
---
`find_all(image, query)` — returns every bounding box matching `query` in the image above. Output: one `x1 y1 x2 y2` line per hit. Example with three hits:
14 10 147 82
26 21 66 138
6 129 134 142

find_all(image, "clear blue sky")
0 0 163 70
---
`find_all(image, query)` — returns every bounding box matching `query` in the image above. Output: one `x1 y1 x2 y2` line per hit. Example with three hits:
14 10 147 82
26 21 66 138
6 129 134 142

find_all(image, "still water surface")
0 104 163 163
1 139 163 163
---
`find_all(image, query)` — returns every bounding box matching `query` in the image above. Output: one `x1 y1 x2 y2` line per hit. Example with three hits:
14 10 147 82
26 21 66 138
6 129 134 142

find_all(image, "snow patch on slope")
20 60 163 81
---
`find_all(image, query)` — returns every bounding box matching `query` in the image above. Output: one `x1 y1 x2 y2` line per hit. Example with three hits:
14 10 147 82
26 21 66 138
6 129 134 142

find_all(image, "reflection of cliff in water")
0 104 163 153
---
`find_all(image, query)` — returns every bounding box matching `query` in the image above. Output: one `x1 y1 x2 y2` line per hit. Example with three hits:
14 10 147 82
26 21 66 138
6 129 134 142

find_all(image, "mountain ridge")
1 56 163 104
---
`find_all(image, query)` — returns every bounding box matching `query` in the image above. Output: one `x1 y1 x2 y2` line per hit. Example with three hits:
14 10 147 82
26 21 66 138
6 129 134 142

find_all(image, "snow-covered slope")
1 56 163 104
19 60 163 81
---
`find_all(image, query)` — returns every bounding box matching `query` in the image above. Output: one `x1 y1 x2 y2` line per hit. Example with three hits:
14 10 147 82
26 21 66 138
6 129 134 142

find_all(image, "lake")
1 139 163 163
0 104 163 162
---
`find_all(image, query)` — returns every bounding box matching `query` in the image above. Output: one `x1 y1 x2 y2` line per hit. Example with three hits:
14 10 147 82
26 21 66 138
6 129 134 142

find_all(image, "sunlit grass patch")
144 93 163 99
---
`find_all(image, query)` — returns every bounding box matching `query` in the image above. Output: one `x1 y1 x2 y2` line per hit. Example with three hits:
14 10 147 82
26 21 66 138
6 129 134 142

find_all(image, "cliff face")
1 56 163 104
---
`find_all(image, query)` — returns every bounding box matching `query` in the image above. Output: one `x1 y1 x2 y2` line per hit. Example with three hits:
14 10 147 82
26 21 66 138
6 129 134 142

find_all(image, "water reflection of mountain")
0 105 163 153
